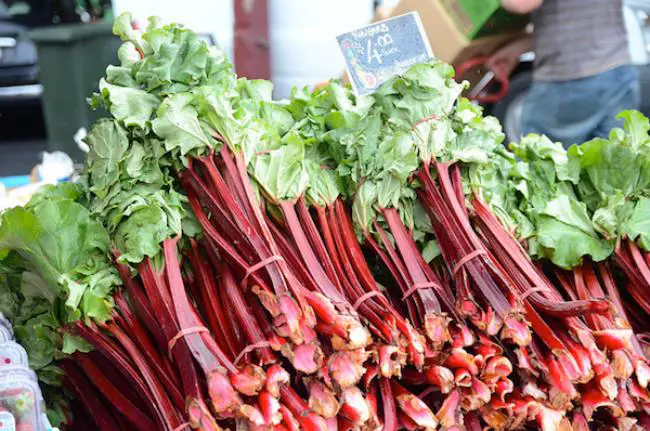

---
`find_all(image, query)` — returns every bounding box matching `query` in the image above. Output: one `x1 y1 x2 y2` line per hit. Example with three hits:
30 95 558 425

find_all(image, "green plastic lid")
28 22 115 44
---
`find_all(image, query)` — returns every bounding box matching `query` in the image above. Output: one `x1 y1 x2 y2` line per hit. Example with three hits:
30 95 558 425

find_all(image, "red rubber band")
402 282 442 300
418 386 437 399
168 326 209 356
241 255 284 288
234 341 272 366
638 333 650 342
173 423 191 431
412 114 440 130
452 249 487 275
352 291 383 311
520 286 552 302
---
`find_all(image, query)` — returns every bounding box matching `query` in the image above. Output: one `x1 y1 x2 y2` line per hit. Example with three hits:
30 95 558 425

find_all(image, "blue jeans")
521 65 641 148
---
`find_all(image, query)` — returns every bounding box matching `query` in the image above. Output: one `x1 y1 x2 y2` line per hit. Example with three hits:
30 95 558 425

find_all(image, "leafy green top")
477 111 650 268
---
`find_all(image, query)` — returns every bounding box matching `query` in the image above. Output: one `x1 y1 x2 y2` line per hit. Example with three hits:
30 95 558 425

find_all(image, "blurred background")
1 0 650 187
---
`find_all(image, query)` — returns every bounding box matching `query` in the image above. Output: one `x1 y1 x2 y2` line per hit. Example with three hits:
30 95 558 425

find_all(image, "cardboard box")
387 0 527 66
334 0 527 88
441 0 529 40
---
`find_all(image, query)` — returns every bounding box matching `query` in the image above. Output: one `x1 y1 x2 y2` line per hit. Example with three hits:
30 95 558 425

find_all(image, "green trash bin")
29 22 120 162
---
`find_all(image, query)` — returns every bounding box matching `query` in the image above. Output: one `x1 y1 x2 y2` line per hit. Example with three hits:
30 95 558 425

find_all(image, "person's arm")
486 36 533 77
501 0 543 14
486 1 538 77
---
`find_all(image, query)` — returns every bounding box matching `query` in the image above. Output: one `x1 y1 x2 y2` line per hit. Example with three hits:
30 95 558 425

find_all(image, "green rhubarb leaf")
353 181 378 233
152 92 211 156
260 102 295 136
238 78 273 102
16 276 51 321
511 134 579 184
113 204 170 262
447 100 504 165
84 119 130 198
250 133 308 202
305 161 341 207
589 192 629 239
26 183 84 208
0 253 23 321
13 312 59 370
0 201 107 291
128 17 227 95
529 187 614 267
329 82 355 111
411 116 454 163
467 146 523 235
166 30 211 87
376 175 402 210
325 110 362 131
622 197 650 250
375 61 464 132
134 24 178 91
421 240 440 263
592 207 619 239
490 132 618 267
192 85 240 147
38 365 65 388
0 189 118 323
116 41 141 67
61 334 93 355
113 13 148 55
122 140 166 185
97 79 161 130
110 189 185 263
542 194 597 237
616 110 650 150
181 201 203 238
535 217 614 268
578 137 650 200
105 64 137 88
378 133 420 183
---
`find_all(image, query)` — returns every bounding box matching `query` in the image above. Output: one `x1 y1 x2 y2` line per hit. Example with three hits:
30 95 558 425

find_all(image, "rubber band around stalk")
412 114 440 130
520 286 552 302
402 282 443 300
452 249 487 275
240 255 284 289
168 326 210 356
234 341 273 366
352 291 383 311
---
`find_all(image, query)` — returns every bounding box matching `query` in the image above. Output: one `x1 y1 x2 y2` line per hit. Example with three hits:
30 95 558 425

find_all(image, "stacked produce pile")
1 14 650 430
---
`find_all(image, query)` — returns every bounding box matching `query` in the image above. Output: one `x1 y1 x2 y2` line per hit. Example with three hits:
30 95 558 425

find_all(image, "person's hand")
501 0 543 15
486 37 533 77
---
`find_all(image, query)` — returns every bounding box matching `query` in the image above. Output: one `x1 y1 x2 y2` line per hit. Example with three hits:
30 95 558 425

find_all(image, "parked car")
0 2 40 104
484 0 650 144
0 1 44 138
0 0 116 139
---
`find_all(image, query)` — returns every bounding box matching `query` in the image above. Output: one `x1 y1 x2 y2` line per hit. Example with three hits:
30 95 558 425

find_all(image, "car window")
0 2 10 20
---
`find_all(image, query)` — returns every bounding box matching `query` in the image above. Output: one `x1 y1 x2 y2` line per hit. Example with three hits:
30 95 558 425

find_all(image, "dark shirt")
532 0 630 81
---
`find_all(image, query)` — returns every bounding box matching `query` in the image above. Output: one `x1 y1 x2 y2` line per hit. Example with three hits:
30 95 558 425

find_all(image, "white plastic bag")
36 151 74 184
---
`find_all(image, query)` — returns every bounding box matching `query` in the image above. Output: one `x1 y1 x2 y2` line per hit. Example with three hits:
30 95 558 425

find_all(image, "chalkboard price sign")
336 12 434 96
